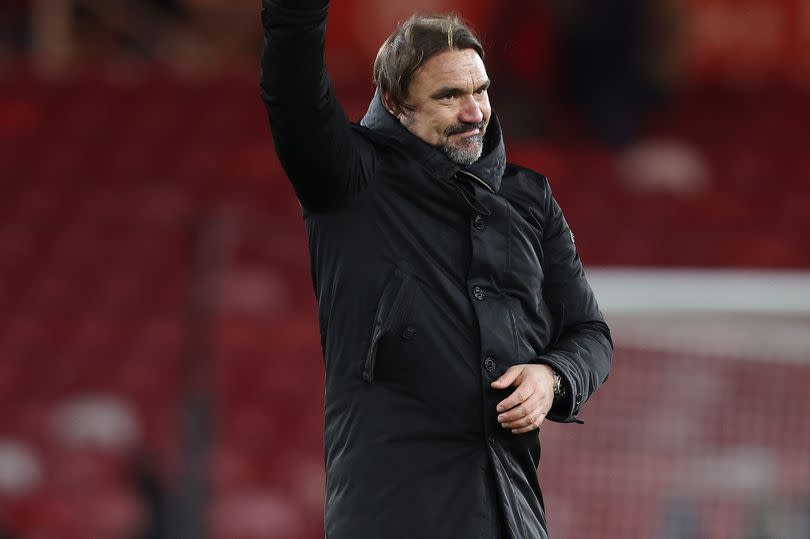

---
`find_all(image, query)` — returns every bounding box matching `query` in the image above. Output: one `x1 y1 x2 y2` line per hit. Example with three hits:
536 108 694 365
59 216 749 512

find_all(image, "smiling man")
380 45 491 165
259 3 613 538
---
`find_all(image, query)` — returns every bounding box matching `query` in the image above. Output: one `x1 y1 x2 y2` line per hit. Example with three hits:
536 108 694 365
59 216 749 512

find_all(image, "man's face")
390 49 492 165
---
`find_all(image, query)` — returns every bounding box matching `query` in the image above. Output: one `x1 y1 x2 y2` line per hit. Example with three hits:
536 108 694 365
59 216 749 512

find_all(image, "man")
259 2 612 538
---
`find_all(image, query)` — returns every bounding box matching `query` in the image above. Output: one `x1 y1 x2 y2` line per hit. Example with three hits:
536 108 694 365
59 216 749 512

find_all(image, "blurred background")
1 0 809 538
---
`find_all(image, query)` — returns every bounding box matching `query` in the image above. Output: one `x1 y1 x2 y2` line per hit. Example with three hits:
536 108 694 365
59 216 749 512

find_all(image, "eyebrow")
430 79 491 99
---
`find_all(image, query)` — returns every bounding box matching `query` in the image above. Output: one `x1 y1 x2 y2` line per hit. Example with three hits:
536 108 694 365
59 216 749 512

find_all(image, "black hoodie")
260 1 613 537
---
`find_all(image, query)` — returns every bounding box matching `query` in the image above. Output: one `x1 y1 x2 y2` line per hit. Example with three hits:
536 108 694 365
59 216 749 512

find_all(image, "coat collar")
360 89 506 193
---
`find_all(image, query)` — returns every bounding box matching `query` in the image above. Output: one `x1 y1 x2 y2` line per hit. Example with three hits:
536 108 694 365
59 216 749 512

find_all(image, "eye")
440 93 455 101
474 88 487 96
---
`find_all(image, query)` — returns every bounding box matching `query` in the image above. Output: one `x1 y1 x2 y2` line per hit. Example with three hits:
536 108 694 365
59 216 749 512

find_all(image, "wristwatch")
552 370 566 400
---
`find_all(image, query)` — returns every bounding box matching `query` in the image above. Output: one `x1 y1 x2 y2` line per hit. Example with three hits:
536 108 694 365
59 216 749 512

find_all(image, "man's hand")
491 364 556 434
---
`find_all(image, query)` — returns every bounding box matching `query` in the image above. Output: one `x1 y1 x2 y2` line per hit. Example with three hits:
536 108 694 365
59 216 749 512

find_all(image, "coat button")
473 214 486 230
401 326 416 342
484 356 496 373
472 286 485 301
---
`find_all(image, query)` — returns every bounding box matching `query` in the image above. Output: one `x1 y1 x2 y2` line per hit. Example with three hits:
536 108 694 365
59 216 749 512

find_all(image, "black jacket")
259 1 613 537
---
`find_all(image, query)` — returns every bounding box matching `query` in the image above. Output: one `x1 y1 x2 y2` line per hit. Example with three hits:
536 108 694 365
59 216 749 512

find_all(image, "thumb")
491 365 523 388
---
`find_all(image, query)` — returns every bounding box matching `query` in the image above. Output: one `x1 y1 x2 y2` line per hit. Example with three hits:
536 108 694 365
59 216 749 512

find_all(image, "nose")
458 95 483 124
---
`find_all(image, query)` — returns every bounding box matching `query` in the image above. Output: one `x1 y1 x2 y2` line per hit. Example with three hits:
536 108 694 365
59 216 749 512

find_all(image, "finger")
511 415 546 434
497 393 540 425
502 407 545 430
490 365 523 390
498 393 539 423
495 384 535 414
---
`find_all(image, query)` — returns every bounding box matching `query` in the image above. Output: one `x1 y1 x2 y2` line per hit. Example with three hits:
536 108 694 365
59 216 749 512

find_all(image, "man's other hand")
491 364 555 434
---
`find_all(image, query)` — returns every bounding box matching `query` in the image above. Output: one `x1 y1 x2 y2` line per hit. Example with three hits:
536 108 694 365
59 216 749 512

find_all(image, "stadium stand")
1 23 809 537
0 0 810 539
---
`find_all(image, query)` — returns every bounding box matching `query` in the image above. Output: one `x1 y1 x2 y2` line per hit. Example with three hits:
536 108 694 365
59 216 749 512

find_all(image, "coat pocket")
362 267 414 383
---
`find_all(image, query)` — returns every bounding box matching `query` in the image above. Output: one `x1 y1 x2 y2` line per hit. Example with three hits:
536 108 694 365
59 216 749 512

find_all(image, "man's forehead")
418 49 488 88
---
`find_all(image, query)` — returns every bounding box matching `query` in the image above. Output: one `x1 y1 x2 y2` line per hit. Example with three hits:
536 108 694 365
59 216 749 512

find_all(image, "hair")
373 14 485 112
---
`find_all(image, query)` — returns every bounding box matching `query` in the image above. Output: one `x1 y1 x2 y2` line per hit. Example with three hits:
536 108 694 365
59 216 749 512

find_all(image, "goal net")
541 269 810 539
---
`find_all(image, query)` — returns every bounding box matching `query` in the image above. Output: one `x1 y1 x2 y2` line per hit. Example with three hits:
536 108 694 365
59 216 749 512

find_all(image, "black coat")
260 1 613 537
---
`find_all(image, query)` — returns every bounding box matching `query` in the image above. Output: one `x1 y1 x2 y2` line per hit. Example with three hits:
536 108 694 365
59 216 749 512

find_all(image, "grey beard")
441 133 485 165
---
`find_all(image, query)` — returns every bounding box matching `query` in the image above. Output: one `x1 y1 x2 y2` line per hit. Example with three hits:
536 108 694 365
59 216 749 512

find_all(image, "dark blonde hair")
373 14 485 111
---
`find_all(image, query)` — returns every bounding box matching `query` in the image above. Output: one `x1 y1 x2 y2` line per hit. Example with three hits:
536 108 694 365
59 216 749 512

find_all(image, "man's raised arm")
260 0 374 212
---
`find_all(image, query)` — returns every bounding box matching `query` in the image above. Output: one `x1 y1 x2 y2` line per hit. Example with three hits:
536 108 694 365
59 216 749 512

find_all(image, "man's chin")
442 136 484 165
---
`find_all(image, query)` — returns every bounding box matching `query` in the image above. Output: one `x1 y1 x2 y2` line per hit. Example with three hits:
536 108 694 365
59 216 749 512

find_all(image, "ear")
381 92 404 120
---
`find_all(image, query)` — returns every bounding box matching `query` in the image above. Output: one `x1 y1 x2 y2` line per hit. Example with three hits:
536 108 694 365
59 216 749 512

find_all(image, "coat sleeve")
535 178 613 424
259 0 375 212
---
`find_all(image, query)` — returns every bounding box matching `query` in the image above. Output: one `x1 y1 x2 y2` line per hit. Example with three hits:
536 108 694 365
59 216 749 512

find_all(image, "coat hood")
360 89 507 192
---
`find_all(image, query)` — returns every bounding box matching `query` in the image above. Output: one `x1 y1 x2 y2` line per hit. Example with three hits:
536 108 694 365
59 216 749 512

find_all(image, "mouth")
445 122 485 138
450 128 480 138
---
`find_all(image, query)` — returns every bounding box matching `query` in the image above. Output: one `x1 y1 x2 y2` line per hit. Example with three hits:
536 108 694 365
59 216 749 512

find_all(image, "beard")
440 122 486 165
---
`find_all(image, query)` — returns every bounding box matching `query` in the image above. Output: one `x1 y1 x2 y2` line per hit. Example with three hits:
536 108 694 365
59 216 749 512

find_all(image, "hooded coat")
259 1 613 537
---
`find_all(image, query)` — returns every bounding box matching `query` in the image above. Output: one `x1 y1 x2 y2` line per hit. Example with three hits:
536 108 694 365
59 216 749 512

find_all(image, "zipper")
362 269 412 383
